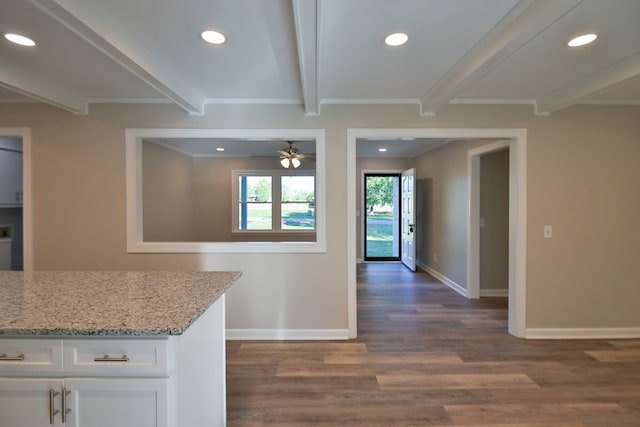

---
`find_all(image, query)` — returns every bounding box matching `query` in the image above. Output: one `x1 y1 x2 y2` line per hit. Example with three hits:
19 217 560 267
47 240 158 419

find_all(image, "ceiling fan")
278 141 310 169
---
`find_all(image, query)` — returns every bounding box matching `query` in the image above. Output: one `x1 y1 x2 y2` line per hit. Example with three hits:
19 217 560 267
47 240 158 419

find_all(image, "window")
234 171 315 233
237 175 272 230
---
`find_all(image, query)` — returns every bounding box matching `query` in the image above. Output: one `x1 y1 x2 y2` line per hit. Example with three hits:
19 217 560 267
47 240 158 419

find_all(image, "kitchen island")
0 270 241 427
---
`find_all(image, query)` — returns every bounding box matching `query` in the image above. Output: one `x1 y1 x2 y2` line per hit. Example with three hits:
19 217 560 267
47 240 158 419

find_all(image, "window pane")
281 176 315 230
238 203 272 230
281 176 314 202
238 175 272 230
239 176 272 202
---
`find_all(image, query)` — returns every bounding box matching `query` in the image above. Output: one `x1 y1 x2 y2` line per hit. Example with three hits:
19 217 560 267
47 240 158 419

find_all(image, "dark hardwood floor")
226 263 640 426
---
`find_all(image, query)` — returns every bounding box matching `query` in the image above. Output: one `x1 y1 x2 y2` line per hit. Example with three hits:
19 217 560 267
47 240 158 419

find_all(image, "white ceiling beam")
292 0 319 115
29 0 204 115
419 0 583 116
535 53 640 114
0 59 88 114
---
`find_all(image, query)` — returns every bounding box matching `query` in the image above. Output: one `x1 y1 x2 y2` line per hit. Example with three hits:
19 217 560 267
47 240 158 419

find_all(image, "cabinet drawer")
63 339 170 377
0 339 63 375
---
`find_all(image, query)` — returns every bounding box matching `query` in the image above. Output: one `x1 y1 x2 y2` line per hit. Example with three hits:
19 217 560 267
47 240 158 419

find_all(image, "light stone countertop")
0 270 241 337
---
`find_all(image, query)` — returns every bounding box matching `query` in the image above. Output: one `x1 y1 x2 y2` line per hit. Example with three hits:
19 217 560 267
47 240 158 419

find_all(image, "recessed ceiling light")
384 32 408 47
216 147 225 152
4 33 36 47
378 148 388 152
201 30 226 45
567 33 597 47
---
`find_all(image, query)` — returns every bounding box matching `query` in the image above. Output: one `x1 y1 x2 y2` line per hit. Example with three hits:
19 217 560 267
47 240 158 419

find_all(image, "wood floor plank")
276 362 376 377
324 351 463 365
445 403 637 425
237 342 367 352
585 349 640 362
608 340 640 349
377 373 539 390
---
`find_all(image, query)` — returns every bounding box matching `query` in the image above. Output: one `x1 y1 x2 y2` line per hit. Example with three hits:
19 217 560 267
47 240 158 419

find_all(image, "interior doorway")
0 128 31 271
348 128 527 339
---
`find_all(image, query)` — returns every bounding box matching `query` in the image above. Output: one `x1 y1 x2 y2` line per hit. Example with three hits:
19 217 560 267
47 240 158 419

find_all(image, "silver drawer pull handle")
0 353 25 361
62 387 71 424
49 389 60 425
94 354 130 362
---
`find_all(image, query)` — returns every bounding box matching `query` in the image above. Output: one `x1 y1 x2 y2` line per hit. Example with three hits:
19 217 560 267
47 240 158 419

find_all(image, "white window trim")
125 128 326 253
232 170 316 233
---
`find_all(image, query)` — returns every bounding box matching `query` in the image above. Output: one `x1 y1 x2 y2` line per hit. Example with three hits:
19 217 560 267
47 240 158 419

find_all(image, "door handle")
94 354 130 362
0 353 25 361
49 389 60 425
62 387 71 423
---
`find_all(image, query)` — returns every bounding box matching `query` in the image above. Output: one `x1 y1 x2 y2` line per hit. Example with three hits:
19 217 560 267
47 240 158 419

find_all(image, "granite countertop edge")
0 271 241 338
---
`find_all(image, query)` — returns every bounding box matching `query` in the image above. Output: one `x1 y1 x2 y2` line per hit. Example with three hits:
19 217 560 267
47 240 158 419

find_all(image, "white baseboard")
525 327 640 340
480 289 508 297
226 329 350 340
419 262 468 297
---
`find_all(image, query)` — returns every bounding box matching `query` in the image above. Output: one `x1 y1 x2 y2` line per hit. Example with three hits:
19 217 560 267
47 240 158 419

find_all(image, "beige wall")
143 141 196 241
480 149 509 292
414 139 489 285
2 102 639 332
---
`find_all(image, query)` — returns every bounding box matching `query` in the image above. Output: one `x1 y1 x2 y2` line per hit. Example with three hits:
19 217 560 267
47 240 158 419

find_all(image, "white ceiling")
1 0 638 117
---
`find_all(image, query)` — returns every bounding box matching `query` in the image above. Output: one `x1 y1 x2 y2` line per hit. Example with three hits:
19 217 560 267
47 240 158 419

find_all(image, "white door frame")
0 127 32 271
467 140 511 299
360 169 403 262
347 128 527 338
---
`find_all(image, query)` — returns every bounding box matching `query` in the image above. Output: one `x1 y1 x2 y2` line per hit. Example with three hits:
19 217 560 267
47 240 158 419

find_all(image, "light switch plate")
543 225 553 238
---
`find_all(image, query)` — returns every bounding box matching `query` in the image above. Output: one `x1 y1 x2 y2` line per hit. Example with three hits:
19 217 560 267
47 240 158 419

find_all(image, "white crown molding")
321 98 421 106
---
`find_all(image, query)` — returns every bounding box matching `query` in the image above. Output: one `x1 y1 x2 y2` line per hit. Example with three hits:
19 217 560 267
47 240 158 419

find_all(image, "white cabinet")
0 340 169 427
65 378 169 427
0 378 62 426
0 148 22 207
0 378 168 427
0 294 227 427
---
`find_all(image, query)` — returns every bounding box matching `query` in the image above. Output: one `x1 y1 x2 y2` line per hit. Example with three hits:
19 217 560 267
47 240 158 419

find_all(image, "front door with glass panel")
364 174 400 261
401 168 416 271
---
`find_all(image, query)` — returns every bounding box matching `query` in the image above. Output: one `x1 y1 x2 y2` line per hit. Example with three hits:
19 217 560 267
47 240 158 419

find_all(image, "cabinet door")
0 149 22 206
63 378 169 427
0 378 64 426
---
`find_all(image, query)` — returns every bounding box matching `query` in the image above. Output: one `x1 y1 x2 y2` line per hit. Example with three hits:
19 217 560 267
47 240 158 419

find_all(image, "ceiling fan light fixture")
201 30 226 45
567 33 597 47
280 158 290 168
384 32 408 47
4 33 36 47
291 158 301 168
